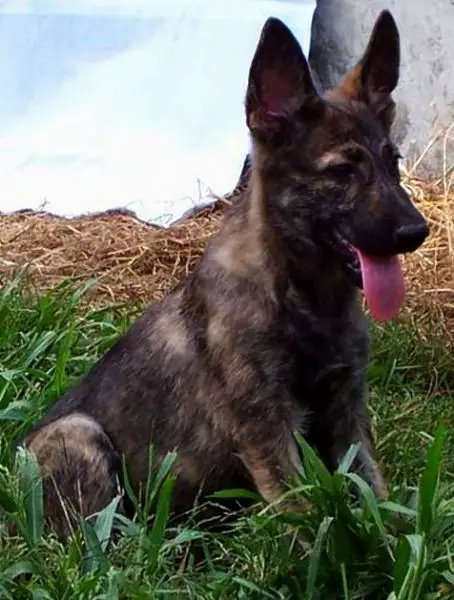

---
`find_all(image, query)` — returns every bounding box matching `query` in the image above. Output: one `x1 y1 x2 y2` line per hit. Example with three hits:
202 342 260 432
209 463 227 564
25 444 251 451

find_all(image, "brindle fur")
22 10 429 539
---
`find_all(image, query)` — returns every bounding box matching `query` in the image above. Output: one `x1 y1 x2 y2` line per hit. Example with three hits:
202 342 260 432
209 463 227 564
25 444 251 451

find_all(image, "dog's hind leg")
24 413 121 539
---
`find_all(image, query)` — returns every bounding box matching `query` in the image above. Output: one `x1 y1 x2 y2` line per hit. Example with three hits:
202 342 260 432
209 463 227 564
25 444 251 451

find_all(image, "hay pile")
0 175 452 340
399 173 453 338
0 202 225 306
397 126 454 339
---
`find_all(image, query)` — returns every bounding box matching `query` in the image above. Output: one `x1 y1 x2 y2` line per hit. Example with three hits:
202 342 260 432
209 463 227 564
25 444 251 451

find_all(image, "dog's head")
245 11 429 321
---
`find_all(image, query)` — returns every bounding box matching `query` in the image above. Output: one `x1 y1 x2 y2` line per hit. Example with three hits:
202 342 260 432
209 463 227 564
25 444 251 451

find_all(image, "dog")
21 10 429 539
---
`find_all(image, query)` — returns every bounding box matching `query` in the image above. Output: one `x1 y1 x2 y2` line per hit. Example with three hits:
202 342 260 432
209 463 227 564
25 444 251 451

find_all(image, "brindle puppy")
21 10 429 538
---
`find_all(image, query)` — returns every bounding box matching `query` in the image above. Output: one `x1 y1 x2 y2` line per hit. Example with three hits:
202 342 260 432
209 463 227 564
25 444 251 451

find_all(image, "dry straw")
0 129 453 342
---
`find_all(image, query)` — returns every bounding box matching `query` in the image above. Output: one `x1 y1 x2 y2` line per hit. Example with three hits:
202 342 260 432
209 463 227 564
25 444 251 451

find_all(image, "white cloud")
0 2 315 224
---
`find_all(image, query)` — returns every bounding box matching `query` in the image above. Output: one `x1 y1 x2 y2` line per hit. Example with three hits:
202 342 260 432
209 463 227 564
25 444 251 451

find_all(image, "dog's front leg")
238 434 311 513
330 399 388 501
350 416 388 500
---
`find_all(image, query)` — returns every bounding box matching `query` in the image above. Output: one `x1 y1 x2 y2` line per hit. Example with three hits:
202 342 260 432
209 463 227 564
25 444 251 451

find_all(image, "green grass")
0 271 453 599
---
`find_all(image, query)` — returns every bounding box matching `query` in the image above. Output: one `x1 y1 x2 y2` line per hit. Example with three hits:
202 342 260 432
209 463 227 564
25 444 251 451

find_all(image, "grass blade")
345 473 387 542
393 534 427 600
211 488 261 501
336 443 361 475
147 475 176 572
0 484 18 514
417 426 446 535
295 433 333 492
82 520 110 574
2 560 41 580
231 576 277 599
144 448 177 516
121 454 139 514
15 447 44 547
305 516 333 599
394 536 411 596
94 495 122 552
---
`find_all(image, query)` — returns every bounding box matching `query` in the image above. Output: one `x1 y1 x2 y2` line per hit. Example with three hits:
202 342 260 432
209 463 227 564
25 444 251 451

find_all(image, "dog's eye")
325 163 355 179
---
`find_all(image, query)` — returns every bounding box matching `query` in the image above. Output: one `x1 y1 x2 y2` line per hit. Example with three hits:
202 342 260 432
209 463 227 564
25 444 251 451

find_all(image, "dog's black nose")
394 222 429 253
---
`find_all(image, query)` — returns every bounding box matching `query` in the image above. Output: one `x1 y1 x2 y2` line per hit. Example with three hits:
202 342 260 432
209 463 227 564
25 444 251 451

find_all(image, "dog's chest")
279 296 369 411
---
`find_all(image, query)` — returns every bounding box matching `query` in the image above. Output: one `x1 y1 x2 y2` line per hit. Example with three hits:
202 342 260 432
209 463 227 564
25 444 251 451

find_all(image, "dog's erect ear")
338 10 400 131
245 18 320 135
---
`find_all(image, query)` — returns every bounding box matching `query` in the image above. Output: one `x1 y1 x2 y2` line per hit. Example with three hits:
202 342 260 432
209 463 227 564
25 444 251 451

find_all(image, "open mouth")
331 233 363 288
329 232 406 322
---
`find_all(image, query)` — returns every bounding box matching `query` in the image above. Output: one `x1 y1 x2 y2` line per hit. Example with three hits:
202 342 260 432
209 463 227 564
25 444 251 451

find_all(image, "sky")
0 0 316 225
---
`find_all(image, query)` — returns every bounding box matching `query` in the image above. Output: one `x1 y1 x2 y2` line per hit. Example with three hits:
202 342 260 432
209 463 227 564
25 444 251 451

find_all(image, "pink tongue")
355 250 406 321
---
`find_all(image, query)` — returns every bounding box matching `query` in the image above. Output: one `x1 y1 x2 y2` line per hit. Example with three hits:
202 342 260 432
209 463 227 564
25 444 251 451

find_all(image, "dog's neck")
206 162 359 318
248 164 358 310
